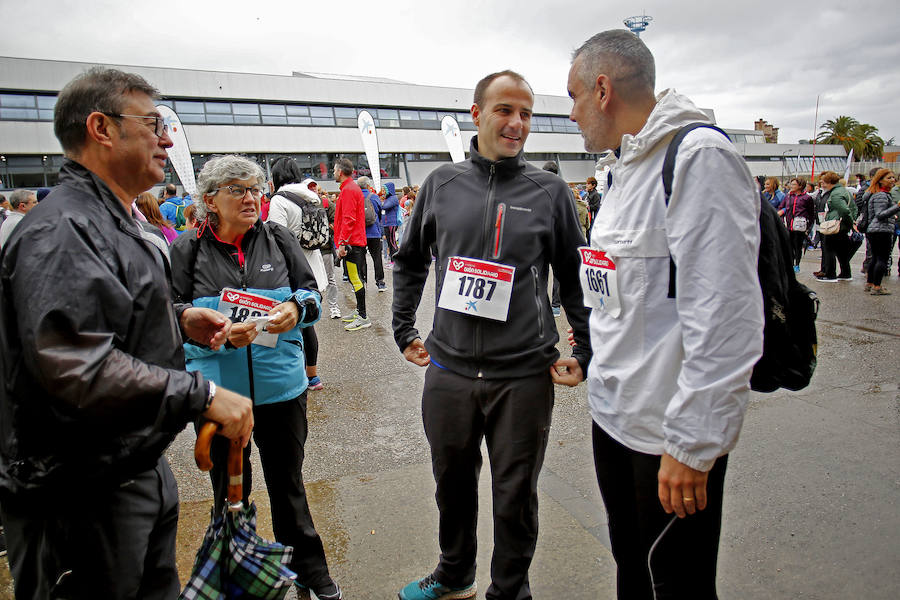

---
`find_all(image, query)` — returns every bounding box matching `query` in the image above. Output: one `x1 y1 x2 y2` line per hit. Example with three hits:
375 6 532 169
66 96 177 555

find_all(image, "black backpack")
277 190 330 250
662 123 819 393
855 190 872 232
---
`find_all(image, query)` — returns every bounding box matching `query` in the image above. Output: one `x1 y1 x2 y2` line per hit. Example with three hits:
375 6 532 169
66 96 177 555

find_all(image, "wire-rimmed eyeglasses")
103 113 168 138
211 184 264 199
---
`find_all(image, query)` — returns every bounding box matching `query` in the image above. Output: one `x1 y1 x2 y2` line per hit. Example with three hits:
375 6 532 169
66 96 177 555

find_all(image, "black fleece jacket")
392 137 592 379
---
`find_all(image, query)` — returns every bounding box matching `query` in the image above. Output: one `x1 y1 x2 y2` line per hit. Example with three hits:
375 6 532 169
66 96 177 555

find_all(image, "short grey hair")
54 67 159 155
194 154 265 226
10 189 34 209
357 176 372 190
572 30 655 98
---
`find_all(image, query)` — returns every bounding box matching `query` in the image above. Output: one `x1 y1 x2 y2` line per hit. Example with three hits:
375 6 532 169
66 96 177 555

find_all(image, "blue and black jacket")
170 219 320 404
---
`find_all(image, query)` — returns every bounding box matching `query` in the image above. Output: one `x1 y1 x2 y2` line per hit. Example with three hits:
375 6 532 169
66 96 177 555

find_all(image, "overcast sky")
3 0 898 147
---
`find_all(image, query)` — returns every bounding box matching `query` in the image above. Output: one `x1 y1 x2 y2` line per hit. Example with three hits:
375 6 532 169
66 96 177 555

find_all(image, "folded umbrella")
180 421 297 600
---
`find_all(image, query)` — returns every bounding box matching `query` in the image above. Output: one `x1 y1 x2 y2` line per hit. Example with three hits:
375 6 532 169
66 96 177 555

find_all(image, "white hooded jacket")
268 182 328 292
587 89 764 471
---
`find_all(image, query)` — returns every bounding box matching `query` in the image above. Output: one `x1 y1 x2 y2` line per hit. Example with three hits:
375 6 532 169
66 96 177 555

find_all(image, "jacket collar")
616 89 712 168
58 159 141 233
469 136 526 176
200 215 262 246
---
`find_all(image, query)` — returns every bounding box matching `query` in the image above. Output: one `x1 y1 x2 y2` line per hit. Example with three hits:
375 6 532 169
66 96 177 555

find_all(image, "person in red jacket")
333 158 370 330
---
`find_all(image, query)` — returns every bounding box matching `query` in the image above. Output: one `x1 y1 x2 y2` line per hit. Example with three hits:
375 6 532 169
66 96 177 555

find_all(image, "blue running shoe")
793 265 800 273
398 574 476 600
307 376 324 391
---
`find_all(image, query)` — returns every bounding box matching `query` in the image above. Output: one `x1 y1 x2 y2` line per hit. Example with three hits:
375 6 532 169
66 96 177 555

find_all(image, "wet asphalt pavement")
1 247 897 599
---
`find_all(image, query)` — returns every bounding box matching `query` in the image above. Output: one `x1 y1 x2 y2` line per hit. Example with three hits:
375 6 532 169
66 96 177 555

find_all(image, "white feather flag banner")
358 110 381 190
441 115 466 163
157 105 196 196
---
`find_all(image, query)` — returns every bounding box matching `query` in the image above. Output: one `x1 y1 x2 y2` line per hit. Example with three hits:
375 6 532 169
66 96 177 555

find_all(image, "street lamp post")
781 149 794 182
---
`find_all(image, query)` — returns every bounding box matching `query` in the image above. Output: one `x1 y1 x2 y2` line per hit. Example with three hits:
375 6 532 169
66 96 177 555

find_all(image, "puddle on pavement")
0 479 348 598
178 478 349 579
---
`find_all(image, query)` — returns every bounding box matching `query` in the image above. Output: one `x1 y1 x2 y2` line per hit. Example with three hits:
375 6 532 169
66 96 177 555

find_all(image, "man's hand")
337 244 348 258
266 301 299 334
402 338 430 366
181 307 232 351
550 357 583 386
227 321 259 348
204 386 254 448
657 453 710 518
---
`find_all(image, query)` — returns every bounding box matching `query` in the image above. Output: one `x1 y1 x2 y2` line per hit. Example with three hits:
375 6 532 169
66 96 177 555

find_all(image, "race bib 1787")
437 256 516 322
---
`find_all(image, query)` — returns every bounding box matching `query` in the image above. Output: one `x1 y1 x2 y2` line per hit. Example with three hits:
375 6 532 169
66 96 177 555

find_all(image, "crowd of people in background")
755 166 900 294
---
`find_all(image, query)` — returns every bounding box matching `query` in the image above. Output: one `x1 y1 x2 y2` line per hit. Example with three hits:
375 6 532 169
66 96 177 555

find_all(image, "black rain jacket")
0 160 207 498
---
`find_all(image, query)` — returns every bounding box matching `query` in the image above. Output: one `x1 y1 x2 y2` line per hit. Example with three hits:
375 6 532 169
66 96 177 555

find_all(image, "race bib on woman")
217 288 279 348
438 257 515 321
579 247 621 318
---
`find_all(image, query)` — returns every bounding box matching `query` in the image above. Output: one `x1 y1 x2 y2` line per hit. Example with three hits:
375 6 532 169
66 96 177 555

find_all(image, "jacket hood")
385 182 396 195
277 182 321 205
617 89 712 167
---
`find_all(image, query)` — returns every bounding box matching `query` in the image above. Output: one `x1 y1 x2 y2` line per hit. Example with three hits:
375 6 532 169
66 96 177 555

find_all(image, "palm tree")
817 116 863 156
817 116 886 161
852 123 885 161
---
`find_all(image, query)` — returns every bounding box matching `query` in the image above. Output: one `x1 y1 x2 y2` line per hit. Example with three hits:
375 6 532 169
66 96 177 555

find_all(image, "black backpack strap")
264 221 307 292
661 123 730 298
276 189 309 210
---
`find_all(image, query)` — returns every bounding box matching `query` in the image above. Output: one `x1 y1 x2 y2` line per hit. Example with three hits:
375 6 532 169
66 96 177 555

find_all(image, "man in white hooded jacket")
567 30 763 599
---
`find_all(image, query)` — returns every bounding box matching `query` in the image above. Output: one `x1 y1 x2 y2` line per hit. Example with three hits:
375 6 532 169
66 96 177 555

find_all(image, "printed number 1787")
457 276 496 301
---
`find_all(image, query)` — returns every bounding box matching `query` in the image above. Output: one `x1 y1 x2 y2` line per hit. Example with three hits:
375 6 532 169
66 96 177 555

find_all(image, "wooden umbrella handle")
227 438 243 505
195 420 244 506
194 421 220 471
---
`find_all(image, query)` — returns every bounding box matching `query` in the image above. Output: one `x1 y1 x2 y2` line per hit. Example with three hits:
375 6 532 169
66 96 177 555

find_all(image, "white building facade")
0 57 846 192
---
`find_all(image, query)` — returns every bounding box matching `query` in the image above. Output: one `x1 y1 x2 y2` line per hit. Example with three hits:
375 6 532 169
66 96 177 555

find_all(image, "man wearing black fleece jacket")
392 70 592 600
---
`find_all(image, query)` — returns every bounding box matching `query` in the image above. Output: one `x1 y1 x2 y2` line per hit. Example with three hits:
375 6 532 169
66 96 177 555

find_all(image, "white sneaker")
344 315 371 331
329 306 342 319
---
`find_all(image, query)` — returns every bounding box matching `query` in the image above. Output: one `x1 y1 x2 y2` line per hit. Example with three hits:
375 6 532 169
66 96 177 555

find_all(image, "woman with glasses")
169 155 343 599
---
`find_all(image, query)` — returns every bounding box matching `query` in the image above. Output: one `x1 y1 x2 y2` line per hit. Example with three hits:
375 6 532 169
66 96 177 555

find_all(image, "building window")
0 91 587 138
0 155 60 188
376 108 400 128
205 102 234 125
1 94 39 120
334 106 359 127
232 103 260 125
309 106 335 126
261 104 287 125
533 116 553 133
